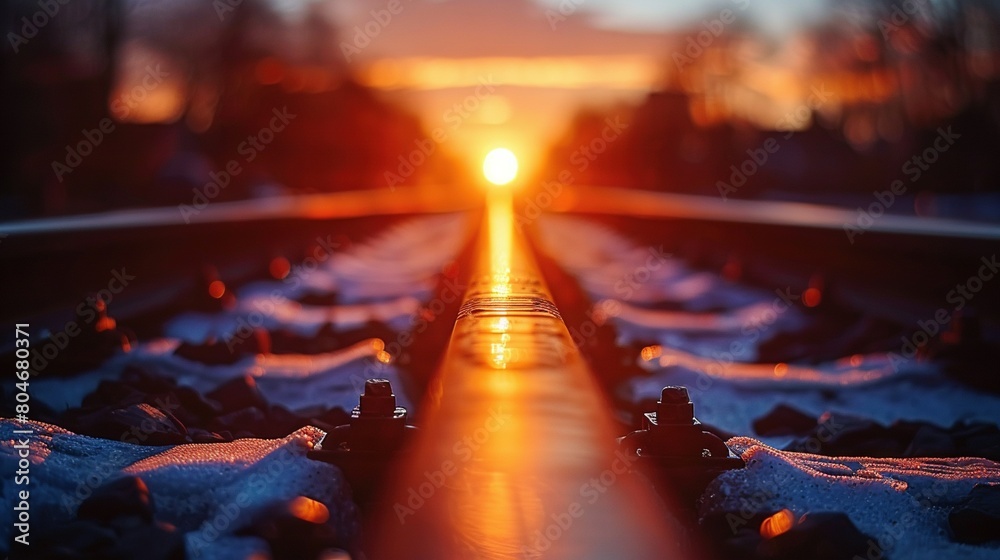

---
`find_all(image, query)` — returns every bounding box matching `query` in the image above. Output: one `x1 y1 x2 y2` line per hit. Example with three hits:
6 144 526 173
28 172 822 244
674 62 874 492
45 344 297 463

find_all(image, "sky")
531 0 829 35
320 0 836 181
116 0 840 182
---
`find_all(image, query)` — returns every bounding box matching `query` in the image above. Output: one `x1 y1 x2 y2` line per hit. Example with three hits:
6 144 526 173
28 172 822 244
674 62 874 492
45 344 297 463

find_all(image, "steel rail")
0 186 477 238
555 186 1000 242
369 188 687 559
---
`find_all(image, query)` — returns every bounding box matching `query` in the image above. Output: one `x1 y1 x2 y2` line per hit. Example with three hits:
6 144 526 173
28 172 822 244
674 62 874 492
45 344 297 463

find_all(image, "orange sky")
334 0 673 182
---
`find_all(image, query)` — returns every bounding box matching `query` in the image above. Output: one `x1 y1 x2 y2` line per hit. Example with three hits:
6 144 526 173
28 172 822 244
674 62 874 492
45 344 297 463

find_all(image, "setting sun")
483 148 519 186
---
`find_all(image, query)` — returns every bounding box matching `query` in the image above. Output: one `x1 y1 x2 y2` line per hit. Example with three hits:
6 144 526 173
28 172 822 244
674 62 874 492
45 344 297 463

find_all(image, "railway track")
3 186 1000 559
363 189 681 559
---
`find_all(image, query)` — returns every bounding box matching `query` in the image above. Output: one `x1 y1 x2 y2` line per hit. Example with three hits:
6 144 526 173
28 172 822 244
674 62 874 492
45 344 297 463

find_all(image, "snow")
538 215 1000 445
164 295 423 343
34 213 473 415
0 420 355 559
6 214 475 557
166 213 472 342
536 215 773 310
622 350 1000 446
600 298 808 359
703 437 1000 559
32 339 409 414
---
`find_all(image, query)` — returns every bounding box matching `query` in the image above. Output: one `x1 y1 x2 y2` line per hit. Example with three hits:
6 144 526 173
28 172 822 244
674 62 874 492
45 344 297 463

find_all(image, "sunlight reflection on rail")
488 186 514 293
369 188 684 559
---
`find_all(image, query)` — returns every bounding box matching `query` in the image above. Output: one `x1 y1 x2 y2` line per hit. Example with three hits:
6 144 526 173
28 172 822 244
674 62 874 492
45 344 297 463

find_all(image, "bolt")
656 386 694 425
359 379 396 417
660 386 689 404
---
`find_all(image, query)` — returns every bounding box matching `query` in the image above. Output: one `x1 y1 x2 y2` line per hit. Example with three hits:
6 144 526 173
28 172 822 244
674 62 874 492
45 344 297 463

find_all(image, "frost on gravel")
702 437 1000 560
0 419 355 559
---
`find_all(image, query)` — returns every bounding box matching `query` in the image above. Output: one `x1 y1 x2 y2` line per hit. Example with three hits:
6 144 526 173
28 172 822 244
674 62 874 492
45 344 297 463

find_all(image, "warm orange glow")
372 183 681 558
773 363 788 377
371 338 386 352
760 509 796 539
652 352 677 367
254 328 271 356
802 287 822 308
641 345 663 362
594 299 619 321
255 57 285 85
208 280 226 299
95 316 116 332
478 95 512 124
490 341 510 369
487 187 513 281
483 148 519 186
376 350 392 364
281 70 307 93
288 496 330 524
269 257 291 279
490 280 511 297
108 42 185 124
487 369 516 394
358 55 660 91
590 306 610 325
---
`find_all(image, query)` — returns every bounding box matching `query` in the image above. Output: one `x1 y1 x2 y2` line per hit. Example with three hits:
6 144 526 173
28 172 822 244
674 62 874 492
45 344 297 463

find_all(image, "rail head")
368 190 686 559
555 186 1000 243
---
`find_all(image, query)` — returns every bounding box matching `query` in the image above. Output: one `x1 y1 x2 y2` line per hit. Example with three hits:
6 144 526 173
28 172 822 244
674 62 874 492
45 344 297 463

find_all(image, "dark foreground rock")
783 411 1000 460
949 484 1000 544
702 509 873 560
56 368 351 445
33 476 184 560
